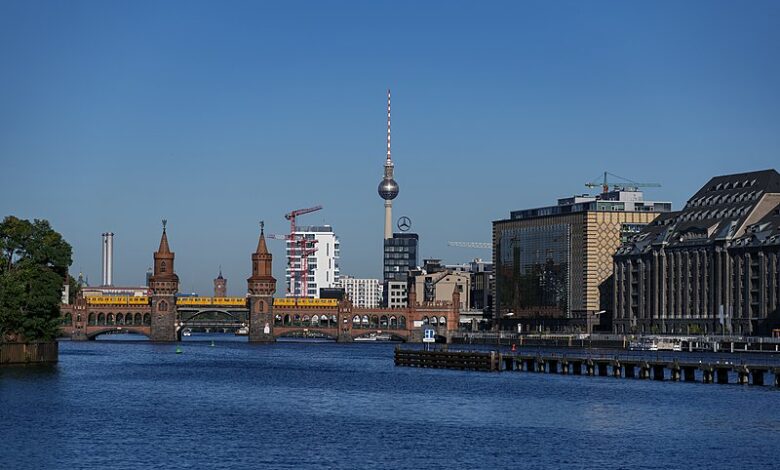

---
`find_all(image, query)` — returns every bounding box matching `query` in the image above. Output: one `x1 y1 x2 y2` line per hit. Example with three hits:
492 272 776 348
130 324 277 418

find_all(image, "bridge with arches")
61 295 457 342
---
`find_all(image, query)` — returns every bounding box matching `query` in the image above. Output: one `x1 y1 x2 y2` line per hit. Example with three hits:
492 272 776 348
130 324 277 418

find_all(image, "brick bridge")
60 223 457 342
60 296 456 342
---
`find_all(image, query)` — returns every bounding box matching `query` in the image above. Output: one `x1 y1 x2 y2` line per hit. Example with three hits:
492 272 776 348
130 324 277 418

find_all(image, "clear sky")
1 1 779 295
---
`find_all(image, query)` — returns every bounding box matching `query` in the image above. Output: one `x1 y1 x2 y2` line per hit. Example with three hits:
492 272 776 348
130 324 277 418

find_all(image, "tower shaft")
384 200 392 240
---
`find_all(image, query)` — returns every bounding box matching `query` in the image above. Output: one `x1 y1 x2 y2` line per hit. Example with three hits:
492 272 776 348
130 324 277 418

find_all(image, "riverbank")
0 341 58 365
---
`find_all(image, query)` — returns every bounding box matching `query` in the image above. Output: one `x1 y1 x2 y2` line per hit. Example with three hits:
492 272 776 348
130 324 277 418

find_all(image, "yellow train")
176 297 247 307
273 298 338 308
86 296 150 306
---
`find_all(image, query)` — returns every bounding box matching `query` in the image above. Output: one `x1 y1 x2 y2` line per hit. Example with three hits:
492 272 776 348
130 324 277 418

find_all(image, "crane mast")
269 205 324 301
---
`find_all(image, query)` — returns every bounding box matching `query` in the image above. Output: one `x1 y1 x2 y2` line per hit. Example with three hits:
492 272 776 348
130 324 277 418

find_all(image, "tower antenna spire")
386 88 391 163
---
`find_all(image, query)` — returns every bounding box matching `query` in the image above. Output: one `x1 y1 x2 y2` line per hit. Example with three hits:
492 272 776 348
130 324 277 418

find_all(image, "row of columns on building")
615 247 779 333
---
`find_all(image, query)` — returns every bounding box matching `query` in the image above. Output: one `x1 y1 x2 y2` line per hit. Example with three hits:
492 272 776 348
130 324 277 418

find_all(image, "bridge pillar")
337 331 354 343
248 298 275 343
247 224 277 344
149 221 179 342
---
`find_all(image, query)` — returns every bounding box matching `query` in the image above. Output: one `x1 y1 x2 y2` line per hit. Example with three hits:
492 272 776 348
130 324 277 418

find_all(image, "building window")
160 261 167 273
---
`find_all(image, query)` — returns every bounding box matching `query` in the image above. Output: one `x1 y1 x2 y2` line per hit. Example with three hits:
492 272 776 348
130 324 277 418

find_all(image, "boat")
355 333 392 342
182 328 192 337
235 326 249 336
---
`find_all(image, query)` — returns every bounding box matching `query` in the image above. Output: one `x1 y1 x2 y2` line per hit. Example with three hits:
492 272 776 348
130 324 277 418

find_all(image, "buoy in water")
210 341 215 347
175 346 182 354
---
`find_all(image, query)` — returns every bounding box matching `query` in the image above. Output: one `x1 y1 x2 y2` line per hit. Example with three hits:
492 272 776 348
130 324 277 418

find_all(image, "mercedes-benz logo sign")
397 216 412 232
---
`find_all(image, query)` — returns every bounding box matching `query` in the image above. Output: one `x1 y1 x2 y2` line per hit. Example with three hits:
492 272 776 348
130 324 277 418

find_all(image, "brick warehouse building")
614 169 780 335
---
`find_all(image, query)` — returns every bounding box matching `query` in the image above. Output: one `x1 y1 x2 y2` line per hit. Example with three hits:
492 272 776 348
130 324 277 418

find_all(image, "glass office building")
497 224 571 317
383 233 419 282
493 190 670 332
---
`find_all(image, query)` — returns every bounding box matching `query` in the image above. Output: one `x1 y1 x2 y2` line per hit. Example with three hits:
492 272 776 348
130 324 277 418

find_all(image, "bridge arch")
274 328 338 341
180 309 245 322
86 327 150 340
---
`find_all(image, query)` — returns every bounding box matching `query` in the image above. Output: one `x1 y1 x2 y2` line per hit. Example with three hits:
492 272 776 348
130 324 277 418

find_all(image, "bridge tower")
247 222 276 343
149 220 179 341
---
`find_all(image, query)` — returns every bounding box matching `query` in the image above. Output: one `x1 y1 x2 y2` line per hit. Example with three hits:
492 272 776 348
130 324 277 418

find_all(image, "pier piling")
393 349 779 389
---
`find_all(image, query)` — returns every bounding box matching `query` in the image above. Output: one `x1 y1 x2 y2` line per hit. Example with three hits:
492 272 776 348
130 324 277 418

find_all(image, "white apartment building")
286 225 340 298
337 276 383 308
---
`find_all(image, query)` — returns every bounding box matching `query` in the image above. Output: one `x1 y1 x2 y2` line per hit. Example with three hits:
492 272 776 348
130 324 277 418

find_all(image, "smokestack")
101 233 107 286
106 232 114 286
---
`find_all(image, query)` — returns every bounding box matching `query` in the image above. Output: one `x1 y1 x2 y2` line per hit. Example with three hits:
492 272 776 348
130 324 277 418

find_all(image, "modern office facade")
337 276 383 308
383 233 419 282
383 233 419 307
614 170 780 335
493 189 670 332
286 225 340 298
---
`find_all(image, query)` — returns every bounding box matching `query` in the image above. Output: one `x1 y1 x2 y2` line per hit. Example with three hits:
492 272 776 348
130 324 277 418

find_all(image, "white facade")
386 280 408 309
338 276 383 308
286 225 340 298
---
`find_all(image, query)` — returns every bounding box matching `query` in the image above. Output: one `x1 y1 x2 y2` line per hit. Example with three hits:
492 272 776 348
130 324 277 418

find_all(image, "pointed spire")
157 219 171 254
256 220 269 254
386 88 392 163
217 265 224 279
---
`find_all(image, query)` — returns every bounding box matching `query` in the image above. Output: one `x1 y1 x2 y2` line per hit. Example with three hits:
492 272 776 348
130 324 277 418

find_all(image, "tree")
0 216 72 342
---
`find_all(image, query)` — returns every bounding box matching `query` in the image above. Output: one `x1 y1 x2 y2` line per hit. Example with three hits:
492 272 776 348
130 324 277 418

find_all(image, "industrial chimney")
101 232 114 286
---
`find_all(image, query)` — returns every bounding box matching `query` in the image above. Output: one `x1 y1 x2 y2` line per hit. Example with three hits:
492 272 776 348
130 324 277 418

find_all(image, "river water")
1 334 779 470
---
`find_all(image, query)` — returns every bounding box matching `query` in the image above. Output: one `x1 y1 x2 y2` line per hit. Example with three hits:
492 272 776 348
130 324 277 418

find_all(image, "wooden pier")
394 348 500 371
394 347 780 387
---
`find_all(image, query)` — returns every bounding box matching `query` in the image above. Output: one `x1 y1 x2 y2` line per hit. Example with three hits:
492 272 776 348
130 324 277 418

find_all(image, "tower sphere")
378 178 399 200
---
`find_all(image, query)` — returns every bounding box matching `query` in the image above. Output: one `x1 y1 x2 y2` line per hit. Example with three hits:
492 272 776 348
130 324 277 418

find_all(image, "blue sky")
1 1 779 295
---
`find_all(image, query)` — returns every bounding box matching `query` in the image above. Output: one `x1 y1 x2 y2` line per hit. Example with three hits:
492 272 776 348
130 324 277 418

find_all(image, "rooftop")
616 169 780 256
498 189 672 223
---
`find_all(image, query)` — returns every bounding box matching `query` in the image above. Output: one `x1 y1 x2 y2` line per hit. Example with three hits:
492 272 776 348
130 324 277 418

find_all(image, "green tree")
0 216 72 341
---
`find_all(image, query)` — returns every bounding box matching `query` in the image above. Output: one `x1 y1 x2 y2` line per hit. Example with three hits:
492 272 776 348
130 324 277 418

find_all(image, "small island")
0 216 73 365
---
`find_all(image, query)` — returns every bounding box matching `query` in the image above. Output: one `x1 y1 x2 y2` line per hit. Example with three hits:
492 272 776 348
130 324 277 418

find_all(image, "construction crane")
585 172 661 194
285 205 323 232
448 241 492 249
282 205 323 300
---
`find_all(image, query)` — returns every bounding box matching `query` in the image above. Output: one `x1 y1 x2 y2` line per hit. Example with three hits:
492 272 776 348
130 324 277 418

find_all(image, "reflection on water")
1 335 778 470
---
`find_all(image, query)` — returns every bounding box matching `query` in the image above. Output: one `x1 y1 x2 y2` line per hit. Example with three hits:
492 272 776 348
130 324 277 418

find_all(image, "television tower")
377 89 399 239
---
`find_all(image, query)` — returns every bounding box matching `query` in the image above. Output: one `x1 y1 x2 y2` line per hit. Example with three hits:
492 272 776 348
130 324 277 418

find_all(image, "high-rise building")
493 189 671 332
614 169 780 335
383 233 419 307
337 276 383 308
383 233 419 283
285 225 340 298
